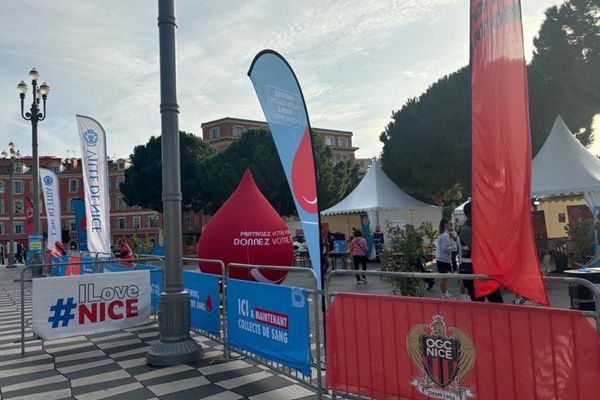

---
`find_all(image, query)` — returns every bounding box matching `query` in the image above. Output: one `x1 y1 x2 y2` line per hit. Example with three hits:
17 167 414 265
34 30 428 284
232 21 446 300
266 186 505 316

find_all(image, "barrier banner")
184 270 220 336
103 263 132 273
136 264 163 312
32 271 150 340
249 50 323 289
76 115 111 254
470 0 547 303
326 293 600 400
66 256 81 276
27 234 43 265
80 257 96 274
39 168 62 257
227 279 311 375
51 255 70 276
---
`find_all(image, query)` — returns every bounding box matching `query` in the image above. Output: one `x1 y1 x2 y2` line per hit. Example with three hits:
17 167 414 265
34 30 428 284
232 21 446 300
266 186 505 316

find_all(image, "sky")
0 0 567 161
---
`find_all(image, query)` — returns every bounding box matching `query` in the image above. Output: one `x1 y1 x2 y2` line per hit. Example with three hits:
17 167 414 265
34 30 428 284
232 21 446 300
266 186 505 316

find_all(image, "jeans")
352 255 367 281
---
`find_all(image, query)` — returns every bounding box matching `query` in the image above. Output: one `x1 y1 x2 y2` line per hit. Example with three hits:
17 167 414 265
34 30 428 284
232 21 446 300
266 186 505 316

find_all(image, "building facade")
201 117 358 163
0 156 205 255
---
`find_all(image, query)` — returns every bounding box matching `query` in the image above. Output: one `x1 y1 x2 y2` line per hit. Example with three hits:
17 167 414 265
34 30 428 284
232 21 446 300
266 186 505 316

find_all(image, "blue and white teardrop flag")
76 115 111 255
248 50 323 288
39 168 62 255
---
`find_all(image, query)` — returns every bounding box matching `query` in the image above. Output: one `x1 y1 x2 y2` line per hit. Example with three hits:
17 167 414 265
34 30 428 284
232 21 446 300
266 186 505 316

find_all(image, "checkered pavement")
0 266 321 400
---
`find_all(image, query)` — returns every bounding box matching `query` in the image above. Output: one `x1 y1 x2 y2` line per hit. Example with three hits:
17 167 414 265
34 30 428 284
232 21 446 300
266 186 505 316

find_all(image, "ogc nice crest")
407 314 476 400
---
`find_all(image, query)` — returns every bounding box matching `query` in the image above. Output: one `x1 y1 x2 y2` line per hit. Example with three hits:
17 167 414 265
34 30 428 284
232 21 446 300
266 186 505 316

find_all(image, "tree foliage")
380 0 600 205
120 131 214 212
197 129 358 215
122 128 359 217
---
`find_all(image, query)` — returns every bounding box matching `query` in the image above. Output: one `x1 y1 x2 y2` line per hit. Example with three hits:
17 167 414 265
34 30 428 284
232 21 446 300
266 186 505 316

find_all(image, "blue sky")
0 0 564 160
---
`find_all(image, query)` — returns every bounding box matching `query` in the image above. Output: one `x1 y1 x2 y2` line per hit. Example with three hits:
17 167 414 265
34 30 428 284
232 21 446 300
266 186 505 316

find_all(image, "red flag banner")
25 197 34 235
326 293 600 400
470 0 548 304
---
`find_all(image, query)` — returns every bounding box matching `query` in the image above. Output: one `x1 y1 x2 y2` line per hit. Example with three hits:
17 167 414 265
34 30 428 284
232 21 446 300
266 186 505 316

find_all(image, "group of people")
436 201 503 302
0 242 27 265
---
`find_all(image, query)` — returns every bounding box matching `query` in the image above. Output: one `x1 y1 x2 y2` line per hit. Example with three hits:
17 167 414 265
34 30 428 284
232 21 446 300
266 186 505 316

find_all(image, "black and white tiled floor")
0 267 320 400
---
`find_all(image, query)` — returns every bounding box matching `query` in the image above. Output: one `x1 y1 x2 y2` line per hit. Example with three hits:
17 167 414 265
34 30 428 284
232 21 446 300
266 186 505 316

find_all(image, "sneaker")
361 278 368 284
357 280 365 285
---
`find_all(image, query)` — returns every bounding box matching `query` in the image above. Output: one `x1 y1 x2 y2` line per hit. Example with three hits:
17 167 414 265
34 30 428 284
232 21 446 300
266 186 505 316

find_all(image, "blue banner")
136 264 163 312
50 255 70 276
80 257 96 274
183 271 220 336
226 279 311 375
249 50 322 289
27 234 43 265
102 263 131 273
71 198 88 251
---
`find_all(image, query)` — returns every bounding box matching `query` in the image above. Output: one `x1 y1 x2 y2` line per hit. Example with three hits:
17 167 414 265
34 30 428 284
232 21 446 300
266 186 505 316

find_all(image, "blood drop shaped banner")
197 169 294 283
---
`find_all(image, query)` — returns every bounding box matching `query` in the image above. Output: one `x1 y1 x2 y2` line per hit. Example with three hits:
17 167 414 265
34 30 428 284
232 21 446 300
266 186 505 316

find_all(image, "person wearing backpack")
350 229 369 284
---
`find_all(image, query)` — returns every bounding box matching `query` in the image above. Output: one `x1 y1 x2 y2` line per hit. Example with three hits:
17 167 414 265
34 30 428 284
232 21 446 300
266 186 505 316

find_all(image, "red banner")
25 197 34 235
326 293 600 400
470 0 547 304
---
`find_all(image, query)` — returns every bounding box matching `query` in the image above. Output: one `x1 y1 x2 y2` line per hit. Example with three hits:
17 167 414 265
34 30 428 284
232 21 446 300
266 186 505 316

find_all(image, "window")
69 179 78 193
66 198 75 213
14 222 24 234
210 127 220 139
185 215 192 231
341 154 348 161
0 223 3 234
14 180 23 194
14 199 24 214
338 137 348 147
133 216 141 230
0 181 4 193
69 220 76 232
116 196 127 210
148 216 157 228
335 154 341 161
116 176 125 190
50 165 60 173
117 162 125 171
232 126 244 138
0 199 4 214
117 217 126 230
324 136 333 145
558 213 566 223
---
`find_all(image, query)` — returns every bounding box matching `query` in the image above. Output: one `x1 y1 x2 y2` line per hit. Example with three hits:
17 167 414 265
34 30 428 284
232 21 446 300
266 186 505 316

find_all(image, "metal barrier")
18 256 163 355
325 270 600 400
227 263 324 398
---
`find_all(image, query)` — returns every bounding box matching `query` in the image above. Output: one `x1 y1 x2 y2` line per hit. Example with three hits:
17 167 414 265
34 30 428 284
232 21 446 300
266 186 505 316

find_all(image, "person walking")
436 217 458 299
350 229 369 284
0 243 4 265
459 201 503 303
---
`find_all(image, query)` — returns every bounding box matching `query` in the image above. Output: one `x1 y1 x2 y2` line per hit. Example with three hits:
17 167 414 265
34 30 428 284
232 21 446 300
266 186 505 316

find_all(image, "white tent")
532 115 600 200
452 198 471 228
321 160 441 229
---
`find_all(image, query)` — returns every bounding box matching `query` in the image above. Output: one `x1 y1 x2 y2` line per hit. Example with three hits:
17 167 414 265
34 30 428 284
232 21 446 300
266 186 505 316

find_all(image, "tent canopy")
321 160 438 215
532 116 600 197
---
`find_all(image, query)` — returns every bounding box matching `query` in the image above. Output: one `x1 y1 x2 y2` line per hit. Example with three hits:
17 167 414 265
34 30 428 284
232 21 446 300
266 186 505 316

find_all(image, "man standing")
459 201 503 302
0 242 4 265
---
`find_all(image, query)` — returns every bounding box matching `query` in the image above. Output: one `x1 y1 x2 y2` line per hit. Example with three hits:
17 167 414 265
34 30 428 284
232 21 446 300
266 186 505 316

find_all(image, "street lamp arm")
19 95 31 121
38 98 47 121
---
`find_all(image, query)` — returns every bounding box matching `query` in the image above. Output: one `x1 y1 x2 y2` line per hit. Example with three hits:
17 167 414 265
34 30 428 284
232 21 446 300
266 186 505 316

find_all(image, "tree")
380 0 600 204
197 129 359 215
120 131 214 212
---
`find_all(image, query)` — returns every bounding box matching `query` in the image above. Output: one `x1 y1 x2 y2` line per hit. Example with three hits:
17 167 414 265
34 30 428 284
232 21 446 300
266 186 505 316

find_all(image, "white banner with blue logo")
39 168 62 253
226 279 311 375
76 115 111 254
32 271 150 340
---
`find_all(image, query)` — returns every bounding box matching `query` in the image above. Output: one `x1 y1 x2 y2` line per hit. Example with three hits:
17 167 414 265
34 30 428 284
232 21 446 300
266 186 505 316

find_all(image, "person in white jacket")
436 217 459 298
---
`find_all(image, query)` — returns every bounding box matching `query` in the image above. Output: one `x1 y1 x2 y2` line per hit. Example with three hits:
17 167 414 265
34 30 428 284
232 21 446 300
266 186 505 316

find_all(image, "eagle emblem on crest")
407 314 476 400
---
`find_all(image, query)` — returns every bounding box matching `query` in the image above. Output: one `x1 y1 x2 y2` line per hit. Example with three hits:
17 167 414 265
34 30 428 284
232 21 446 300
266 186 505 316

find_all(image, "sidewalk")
0 266 319 400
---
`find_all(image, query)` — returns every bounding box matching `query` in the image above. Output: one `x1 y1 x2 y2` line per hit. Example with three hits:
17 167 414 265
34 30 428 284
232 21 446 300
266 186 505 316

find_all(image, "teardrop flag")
248 50 323 288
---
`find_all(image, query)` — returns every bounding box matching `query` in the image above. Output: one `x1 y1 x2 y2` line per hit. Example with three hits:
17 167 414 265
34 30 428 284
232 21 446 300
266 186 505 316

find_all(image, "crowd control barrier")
18 256 163 355
325 270 600 400
226 263 324 397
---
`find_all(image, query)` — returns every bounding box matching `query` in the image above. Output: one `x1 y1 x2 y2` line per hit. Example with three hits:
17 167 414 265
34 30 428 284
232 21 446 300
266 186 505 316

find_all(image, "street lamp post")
147 0 203 366
1 143 21 268
18 69 50 277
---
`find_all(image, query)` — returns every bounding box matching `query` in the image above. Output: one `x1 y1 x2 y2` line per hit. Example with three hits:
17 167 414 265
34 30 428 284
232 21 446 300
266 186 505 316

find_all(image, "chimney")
71 158 78 168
